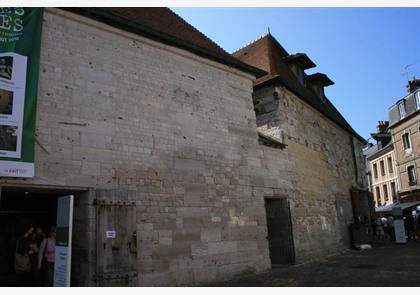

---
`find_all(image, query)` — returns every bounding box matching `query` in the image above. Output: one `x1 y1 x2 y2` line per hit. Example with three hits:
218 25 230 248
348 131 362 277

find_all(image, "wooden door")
264 198 295 265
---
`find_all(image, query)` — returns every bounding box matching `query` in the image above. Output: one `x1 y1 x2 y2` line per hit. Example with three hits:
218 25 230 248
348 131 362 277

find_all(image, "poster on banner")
0 7 44 177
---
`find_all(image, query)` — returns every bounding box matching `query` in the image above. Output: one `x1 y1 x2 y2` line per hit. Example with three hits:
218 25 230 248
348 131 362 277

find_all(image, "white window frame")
402 132 412 155
398 101 406 119
383 183 388 202
390 181 397 201
407 165 417 186
375 186 381 205
380 160 385 176
373 163 378 178
415 91 420 110
387 156 393 174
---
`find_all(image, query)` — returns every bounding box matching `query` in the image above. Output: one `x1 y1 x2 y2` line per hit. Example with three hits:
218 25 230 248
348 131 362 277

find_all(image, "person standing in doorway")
15 220 38 287
32 225 45 286
373 214 385 243
404 213 416 242
37 227 56 287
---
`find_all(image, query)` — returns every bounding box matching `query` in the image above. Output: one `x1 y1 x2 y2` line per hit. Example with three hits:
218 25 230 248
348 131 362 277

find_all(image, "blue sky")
170 7 420 142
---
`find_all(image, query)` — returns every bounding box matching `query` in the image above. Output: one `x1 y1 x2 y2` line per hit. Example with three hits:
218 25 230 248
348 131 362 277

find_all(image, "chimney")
377 121 389 134
406 77 420 94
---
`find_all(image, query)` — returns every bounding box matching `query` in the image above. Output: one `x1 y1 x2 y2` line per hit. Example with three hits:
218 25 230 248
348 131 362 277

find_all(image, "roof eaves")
366 142 394 161
283 53 316 69
388 108 420 129
306 73 334 86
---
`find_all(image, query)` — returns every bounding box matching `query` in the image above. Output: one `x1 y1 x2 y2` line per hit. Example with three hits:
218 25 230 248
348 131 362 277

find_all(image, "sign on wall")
0 8 44 177
54 195 74 287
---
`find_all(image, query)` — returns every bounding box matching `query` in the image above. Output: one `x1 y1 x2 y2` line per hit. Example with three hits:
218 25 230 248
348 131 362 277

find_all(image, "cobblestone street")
203 239 420 287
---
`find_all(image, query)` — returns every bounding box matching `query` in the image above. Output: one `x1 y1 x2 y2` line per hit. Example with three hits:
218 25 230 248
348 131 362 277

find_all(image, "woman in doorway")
37 227 56 287
15 220 38 286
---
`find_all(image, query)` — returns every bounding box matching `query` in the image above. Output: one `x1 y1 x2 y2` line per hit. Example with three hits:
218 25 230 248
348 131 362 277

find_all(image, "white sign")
394 219 406 244
54 195 74 287
106 231 116 238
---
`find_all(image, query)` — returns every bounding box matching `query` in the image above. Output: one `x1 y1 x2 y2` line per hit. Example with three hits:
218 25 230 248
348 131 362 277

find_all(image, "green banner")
0 7 44 177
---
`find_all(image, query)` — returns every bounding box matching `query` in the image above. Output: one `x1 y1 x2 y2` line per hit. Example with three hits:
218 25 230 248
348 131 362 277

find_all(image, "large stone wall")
0 7 370 286
254 84 367 263
2 8 271 286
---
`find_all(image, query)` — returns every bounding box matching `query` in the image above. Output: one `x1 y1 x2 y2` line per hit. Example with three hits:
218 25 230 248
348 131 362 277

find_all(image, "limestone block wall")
254 85 367 263
1 8 272 286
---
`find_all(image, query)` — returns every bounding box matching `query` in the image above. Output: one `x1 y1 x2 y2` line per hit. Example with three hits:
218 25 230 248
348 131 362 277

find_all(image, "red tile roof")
233 33 364 141
101 7 230 58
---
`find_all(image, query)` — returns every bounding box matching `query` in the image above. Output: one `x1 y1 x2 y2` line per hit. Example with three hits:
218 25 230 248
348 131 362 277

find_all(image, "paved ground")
203 238 420 287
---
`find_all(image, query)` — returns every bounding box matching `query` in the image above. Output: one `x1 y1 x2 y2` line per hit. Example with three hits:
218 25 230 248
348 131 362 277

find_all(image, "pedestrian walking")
373 214 385 243
387 214 395 241
381 215 388 237
37 227 56 287
404 213 416 242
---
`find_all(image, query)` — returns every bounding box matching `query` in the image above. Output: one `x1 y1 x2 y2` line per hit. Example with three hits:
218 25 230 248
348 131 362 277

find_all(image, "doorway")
0 190 60 286
264 197 295 266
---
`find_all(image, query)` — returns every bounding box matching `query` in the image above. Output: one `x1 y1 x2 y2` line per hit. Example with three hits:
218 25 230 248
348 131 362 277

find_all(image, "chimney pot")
406 77 420 93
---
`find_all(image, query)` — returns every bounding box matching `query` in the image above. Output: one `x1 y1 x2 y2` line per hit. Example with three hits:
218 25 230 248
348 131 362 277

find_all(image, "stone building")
388 77 420 203
232 33 369 260
0 8 368 287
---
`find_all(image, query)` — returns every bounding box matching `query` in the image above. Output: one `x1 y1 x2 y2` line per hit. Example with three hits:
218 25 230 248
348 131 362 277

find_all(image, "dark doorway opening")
264 197 295 266
0 190 59 286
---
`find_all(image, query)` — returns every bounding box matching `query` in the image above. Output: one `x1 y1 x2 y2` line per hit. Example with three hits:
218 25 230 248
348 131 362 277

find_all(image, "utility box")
350 224 369 245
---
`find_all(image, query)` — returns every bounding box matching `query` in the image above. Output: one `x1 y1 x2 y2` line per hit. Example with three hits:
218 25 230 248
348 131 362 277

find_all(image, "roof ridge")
231 32 270 54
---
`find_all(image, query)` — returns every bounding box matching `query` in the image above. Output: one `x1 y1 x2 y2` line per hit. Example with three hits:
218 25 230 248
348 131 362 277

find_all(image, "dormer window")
398 101 406 119
415 90 420 109
288 63 306 85
283 53 315 86
306 73 334 103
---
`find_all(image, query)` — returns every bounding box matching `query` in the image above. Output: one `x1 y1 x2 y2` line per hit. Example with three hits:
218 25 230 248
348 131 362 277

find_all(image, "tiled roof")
232 33 365 141
232 33 364 142
232 33 289 85
100 7 230 57
62 7 266 78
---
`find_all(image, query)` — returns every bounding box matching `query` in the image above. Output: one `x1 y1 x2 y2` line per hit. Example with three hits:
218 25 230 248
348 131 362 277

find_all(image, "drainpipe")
350 136 360 186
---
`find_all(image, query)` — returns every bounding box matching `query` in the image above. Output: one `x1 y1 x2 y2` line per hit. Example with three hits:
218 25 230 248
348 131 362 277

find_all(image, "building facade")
0 8 368 287
232 33 369 262
388 78 420 203
365 121 399 207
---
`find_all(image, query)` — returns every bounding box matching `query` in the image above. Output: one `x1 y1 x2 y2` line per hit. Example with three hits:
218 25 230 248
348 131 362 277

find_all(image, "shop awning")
375 201 420 213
